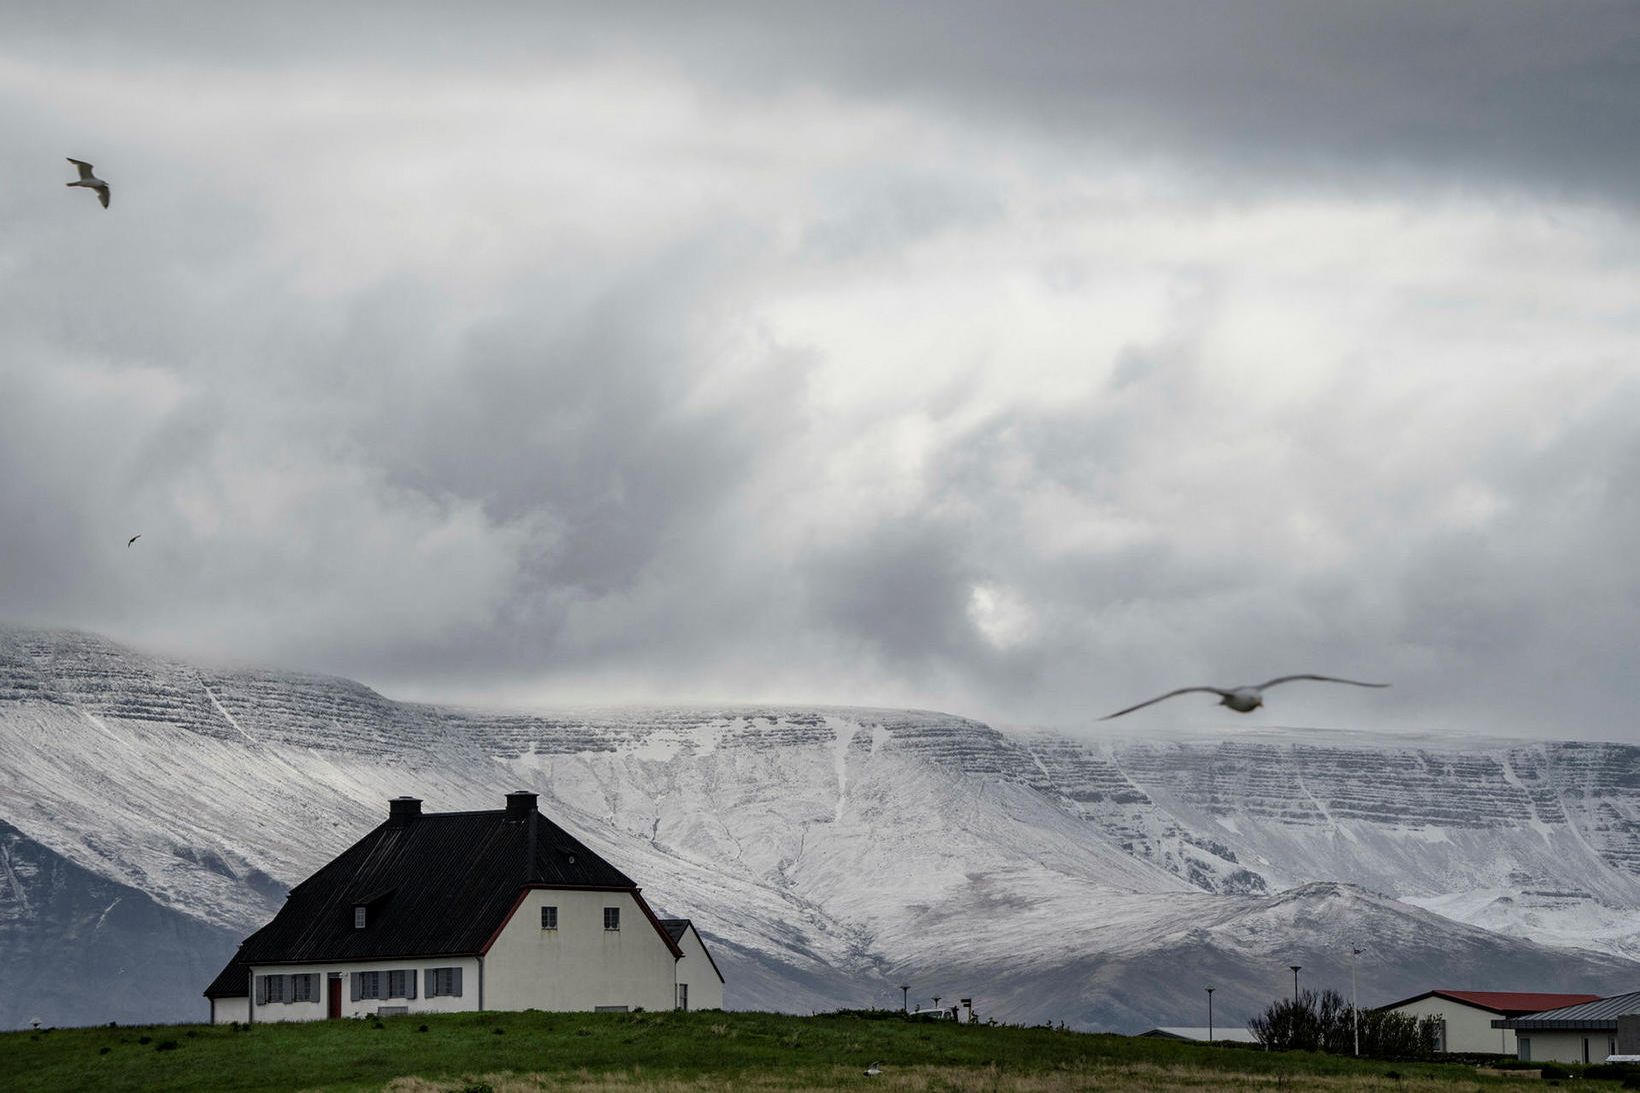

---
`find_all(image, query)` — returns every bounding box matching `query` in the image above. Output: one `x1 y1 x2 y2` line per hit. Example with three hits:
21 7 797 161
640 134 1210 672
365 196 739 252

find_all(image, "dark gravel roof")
1498 990 1640 1030
206 796 674 997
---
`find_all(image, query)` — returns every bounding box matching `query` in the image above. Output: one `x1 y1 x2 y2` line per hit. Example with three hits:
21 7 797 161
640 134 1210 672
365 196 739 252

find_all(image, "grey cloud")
15 3 1640 204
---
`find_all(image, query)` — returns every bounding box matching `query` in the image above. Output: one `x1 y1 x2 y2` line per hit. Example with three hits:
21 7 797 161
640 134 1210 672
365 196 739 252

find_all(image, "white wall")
674 924 724 1011
210 996 249 1025
485 888 677 1013
1382 996 1513 1054
246 957 480 1024
1516 1029 1618 1064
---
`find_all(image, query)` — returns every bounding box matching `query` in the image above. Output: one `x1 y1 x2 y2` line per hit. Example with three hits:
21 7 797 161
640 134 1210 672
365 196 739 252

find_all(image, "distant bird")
1100 674 1389 720
864 1061 881 1077
66 158 110 208
126 534 141 547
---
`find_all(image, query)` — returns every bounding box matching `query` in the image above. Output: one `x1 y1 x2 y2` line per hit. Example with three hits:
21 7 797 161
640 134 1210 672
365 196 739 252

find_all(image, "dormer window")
354 905 367 929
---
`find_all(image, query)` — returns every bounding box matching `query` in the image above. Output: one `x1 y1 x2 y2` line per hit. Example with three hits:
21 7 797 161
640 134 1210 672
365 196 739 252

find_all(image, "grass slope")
0 1010 1605 1092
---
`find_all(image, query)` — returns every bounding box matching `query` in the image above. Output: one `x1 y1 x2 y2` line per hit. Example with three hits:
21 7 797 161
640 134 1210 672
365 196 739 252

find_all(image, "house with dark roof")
1492 990 1640 1064
204 792 725 1023
1374 990 1601 1055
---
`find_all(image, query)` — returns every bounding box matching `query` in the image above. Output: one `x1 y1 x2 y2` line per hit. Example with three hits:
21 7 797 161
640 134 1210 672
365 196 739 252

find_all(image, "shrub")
1248 990 1438 1058
155 1040 179 1052
418 1024 429 1033
98 1047 110 1055
138 1036 152 1045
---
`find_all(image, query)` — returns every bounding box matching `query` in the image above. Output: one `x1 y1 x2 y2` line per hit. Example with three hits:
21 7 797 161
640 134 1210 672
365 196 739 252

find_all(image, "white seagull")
863 1061 881 1076
1100 674 1389 720
66 158 110 208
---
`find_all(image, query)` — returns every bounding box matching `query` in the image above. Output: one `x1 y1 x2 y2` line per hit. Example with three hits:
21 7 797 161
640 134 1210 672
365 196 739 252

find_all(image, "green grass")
0 1010 1613 1092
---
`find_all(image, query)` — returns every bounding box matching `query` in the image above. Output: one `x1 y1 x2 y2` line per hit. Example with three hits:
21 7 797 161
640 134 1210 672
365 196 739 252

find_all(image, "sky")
2 2 1639 738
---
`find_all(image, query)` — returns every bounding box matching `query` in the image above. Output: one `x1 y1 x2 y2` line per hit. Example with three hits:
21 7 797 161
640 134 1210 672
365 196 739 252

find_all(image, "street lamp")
1351 948 1364 1056
1206 987 1215 1043
900 984 910 1014
1289 965 1302 1003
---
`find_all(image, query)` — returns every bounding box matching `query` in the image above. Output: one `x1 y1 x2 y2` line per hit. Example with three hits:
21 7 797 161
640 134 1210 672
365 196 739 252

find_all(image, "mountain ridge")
4 624 1640 1029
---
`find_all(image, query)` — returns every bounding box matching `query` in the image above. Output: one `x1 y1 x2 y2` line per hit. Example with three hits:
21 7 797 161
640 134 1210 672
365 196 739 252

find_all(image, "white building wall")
1516 1029 1618 1064
210 996 249 1025
245 956 481 1024
1382 997 1514 1054
485 889 677 1013
673 924 724 1011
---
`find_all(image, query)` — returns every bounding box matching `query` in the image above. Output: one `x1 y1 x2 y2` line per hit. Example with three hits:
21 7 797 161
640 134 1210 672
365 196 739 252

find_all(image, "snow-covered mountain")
3 625 1639 1030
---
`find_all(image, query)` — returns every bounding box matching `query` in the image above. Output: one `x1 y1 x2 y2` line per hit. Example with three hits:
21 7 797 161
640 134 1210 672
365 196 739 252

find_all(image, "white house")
1374 990 1599 1055
1494 991 1640 1064
204 792 724 1023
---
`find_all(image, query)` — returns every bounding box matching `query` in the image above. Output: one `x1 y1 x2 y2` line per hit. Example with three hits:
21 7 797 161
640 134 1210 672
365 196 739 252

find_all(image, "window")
677 983 688 1011
427 967 463 998
1584 1037 1592 1064
603 906 620 931
541 905 558 930
388 970 413 999
257 975 288 1005
291 974 318 1003
354 905 367 929
355 971 382 1000
1519 1037 1531 1062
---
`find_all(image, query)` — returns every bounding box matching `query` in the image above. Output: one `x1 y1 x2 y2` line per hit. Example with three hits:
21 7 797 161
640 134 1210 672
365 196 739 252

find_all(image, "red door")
327 975 342 1019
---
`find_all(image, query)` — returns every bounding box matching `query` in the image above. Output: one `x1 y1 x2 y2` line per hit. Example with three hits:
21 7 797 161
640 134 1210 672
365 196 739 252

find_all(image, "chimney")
505 790 538 819
387 796 422 826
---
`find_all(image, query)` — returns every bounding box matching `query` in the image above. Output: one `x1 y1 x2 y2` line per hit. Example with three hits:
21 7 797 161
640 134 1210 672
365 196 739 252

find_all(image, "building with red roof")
1375 989 1602 1055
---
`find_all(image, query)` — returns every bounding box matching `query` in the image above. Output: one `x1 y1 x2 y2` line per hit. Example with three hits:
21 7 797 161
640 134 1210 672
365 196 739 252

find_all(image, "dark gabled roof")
206 800 653 995
1497 990 1640 1030
1377 989 1603 1017
205 953 250 999
658 917 726 985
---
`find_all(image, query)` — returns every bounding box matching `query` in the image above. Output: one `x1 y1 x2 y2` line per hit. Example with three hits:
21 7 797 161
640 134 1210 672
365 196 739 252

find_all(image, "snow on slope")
4 625 1640 1029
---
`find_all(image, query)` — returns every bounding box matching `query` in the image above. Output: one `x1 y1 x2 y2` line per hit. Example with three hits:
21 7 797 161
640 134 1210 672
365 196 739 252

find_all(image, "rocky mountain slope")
3 626 1639 1029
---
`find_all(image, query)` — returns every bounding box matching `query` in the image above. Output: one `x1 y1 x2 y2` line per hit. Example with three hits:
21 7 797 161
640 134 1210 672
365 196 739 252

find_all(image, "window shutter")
351 972 362 1002
408 969 417 1001
452 967 463 998
255 976 267 1006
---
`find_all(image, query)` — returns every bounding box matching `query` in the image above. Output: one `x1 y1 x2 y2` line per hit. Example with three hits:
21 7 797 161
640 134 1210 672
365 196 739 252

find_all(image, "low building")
1494 991 1640 1064
1374 991 1599 1055
1139 1027 1260 1044
204 791 725 1023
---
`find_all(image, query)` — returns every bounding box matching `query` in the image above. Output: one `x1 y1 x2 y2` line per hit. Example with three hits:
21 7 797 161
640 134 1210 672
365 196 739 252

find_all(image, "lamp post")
1206 987 1215 1043
900 984 910 1014
1289 965 1302 1004
1351 948 1364 1056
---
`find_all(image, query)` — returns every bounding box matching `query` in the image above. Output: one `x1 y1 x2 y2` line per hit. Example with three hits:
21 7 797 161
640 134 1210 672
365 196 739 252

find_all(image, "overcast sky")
3 3 1639 738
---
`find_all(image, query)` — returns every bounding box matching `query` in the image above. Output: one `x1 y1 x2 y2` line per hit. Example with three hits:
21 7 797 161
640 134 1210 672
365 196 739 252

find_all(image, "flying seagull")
66 158 110 208
127 534 141 547
864 1061 881 1077
1100 674 1389 720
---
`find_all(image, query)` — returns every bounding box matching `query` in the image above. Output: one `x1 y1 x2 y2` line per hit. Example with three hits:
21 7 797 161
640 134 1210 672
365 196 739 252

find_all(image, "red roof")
1424 990 1602 1015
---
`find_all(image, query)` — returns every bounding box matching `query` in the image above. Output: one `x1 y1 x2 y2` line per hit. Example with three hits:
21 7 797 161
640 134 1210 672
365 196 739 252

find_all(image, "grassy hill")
0 1009 1608 1091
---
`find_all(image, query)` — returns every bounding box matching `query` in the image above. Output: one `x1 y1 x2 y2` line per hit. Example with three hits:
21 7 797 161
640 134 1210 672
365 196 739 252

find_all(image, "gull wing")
1254 674 1390 692
97 184 110 208
67 158 96 179
1099 686 1229 721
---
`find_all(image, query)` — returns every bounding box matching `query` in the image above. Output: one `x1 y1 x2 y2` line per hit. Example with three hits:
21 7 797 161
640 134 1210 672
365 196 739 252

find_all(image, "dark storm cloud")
15 2 1640 203
3 4 1640 738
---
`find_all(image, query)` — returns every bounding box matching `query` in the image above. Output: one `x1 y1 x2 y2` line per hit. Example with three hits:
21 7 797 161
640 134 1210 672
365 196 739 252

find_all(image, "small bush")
493 1026 505 1035
418 1024 429 1033
138 1036 152 1045
98 1047 110 1055
371 1021 384 1030
155 1040 179 1052
185 1030 198 1038
460 1084 495 1093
